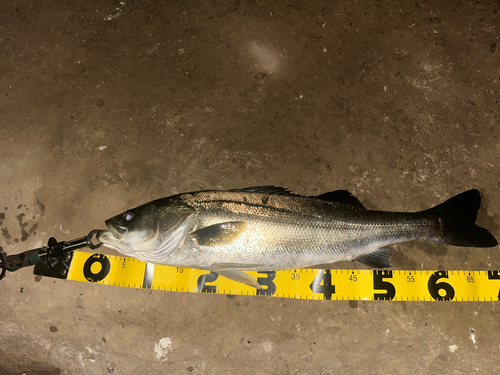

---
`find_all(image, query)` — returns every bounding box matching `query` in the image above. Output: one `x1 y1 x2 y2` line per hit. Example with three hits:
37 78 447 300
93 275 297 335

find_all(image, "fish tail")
424 190 497 247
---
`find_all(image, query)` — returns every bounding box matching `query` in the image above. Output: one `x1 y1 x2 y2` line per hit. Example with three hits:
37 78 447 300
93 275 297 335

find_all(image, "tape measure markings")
63 250 500 301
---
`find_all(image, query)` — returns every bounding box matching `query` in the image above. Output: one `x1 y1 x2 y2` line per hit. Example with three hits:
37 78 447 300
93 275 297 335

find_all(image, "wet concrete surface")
0 1 499 374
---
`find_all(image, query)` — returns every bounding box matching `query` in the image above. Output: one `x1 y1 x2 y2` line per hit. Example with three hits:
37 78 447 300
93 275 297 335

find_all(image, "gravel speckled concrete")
0 1 499 374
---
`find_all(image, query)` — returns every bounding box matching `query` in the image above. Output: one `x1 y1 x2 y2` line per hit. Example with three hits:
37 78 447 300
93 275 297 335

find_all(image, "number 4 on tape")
310 270 336 299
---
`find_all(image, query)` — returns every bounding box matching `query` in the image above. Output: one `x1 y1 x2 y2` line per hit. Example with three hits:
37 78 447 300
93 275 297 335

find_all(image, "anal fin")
353 248 392 268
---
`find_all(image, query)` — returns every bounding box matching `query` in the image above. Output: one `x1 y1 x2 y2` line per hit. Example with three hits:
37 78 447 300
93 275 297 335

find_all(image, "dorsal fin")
315 190 366 209
229 186 297 195
229 186 366 209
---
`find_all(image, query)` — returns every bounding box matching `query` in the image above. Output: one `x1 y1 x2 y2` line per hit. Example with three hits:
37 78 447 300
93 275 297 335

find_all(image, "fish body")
97 187 498 288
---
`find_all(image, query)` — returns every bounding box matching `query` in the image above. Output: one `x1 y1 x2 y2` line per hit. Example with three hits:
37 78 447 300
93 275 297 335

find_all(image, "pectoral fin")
192 221 247 246
216 269 262 290
353 248 392 268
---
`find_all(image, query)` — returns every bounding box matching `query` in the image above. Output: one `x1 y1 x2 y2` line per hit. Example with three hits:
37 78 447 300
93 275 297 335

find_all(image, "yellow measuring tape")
64 250 500 301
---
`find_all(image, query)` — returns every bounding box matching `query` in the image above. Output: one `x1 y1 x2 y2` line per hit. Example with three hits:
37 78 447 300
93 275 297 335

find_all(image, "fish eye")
123 211 135 222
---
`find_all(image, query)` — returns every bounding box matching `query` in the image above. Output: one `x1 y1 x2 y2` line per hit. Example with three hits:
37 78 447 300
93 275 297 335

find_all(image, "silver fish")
96 187 497 288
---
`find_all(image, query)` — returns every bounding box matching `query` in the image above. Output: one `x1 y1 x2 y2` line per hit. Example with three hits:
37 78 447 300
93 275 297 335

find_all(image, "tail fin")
425 190 497 247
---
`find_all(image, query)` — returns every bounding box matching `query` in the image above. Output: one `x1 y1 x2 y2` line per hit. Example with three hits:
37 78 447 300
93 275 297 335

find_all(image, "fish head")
97 198 195 256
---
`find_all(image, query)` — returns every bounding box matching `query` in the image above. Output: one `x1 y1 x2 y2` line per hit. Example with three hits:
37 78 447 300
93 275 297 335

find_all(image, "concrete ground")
1 1 499 374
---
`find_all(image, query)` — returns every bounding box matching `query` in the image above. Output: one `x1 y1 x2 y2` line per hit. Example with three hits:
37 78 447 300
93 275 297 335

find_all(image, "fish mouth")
96 229 111 243
96 229 122 251
95 221 128 248
104 219 128 239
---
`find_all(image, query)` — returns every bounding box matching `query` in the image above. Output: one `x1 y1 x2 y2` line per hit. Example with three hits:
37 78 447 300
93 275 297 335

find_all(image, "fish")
96 187 498 289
